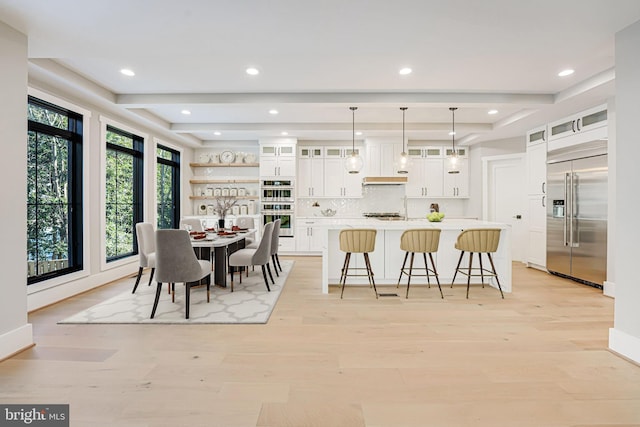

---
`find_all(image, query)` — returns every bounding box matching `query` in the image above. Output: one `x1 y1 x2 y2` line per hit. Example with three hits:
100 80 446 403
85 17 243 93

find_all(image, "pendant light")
345 106 363 174
448 107 460 174
397 107 409 174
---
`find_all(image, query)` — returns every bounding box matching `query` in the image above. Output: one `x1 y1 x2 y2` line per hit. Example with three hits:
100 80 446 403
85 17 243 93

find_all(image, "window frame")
104 124 144 263
27 96 84 285
156 144 181 229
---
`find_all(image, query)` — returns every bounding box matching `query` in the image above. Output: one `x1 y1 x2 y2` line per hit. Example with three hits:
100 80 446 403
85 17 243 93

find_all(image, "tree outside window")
157 145 180 229
105 126 143 261
27 97 83 283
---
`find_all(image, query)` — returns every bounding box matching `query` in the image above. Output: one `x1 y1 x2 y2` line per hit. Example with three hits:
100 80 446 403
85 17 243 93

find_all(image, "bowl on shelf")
321 208 336 217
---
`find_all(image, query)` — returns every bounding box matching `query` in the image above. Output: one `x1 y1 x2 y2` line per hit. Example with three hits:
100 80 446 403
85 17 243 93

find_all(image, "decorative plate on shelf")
220 150 235 164
244 153 256 163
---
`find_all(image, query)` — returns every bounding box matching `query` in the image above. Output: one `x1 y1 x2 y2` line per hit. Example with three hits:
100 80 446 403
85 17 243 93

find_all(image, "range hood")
362 176 408 185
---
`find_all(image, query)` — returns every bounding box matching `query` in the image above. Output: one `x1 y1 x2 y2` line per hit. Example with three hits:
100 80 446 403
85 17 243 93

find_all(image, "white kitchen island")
319 218 511 295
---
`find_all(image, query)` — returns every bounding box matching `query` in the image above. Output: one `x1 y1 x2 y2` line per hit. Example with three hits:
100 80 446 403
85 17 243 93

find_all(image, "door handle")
542 195 545 208
542 182 545 193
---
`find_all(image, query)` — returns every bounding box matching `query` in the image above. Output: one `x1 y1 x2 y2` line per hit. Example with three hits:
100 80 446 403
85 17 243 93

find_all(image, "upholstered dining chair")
132 222 155 294
151 229 212 319
228 221 274 292
179 217 204 232
235 216 255 245
270 219 283 275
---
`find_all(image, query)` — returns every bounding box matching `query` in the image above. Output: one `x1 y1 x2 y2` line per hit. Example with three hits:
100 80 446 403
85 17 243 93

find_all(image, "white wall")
610 20 640 363
0 21 33 360
466 137 526 219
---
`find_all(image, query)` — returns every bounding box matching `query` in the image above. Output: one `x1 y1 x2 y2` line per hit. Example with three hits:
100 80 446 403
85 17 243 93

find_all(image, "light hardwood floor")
2 257 640 427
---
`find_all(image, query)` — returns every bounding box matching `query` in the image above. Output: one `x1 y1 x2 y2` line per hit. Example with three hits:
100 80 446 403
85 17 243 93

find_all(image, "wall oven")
261 180 294 237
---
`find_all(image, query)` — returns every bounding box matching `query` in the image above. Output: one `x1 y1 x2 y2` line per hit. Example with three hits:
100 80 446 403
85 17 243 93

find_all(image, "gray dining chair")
179 217 204 232
151 229 212 319
132 222 155 294
270 219 282 275
228 221 274 292
235 216 255 245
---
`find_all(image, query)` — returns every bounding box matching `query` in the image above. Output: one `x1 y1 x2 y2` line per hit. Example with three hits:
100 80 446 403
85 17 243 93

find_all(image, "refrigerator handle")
571 173 579 248
564 173 570 247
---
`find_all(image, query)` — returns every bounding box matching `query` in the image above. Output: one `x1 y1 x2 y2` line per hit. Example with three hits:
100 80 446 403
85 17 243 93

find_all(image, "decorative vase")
218 218 225 229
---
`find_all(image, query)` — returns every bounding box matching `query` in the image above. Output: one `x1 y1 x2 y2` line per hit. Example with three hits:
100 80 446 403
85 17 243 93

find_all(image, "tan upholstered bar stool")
396 229 443 299
451 228 504 299
339 229 378 299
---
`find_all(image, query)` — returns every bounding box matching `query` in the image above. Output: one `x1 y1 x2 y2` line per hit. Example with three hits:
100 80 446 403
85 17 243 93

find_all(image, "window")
157 145 180 229
105 126 143 261
27 96 83 284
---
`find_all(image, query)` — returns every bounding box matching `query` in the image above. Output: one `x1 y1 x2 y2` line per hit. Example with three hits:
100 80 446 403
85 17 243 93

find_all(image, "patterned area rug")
59 260 293 324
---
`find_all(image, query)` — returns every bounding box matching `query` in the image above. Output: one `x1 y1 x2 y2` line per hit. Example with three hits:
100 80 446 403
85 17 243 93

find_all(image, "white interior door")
483 154 527 262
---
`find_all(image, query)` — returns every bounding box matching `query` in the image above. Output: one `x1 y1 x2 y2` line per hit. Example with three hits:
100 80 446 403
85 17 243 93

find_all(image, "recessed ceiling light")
355 131 363 136
488 109 498 115
181 109 191 115
399 67 412 75
269 109 279 115
281 131 288 136
246 67 259 75
120 68 135 77
558 69 574 77
213 131 221 136
449 131 456 136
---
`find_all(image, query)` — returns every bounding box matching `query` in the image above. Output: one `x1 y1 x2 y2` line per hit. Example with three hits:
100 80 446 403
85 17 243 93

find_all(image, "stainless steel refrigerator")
546 141 608 287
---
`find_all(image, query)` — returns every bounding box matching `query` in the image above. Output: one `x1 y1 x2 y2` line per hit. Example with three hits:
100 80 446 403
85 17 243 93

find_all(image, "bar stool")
396 229 443 299
339 228 378 299
451 228 504 299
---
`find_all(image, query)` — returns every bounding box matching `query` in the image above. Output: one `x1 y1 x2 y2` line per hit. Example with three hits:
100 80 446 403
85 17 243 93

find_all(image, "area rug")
59 260 293 324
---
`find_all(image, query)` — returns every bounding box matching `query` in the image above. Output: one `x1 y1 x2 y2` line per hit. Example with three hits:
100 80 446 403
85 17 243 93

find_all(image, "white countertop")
308 218 510 230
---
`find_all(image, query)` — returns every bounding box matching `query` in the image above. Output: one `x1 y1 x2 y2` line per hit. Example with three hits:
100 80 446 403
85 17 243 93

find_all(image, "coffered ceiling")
2 0 640 147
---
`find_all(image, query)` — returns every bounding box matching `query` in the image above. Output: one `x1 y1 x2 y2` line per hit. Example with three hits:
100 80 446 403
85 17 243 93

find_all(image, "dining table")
190 229 257 288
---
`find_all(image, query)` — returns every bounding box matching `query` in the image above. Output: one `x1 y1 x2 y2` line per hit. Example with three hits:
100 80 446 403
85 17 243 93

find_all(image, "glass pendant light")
397 107 409 174
448 107 460 174
345 106 363 174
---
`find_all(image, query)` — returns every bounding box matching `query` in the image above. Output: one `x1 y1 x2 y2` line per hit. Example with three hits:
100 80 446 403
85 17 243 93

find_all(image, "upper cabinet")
527 125 547 147
297 146 325 197
324 147 363 197
365 140 404 176
406 147 444 197
548 104 607 142
404 145 469 198
259 140 296 177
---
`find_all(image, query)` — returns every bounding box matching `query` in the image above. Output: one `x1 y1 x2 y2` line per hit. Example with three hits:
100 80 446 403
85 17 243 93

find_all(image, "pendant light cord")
400 107 407 152
449 107 458 154
350 106 357 155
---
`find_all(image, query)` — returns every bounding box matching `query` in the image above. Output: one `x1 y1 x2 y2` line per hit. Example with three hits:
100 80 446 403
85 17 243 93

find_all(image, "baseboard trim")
0 323 34 361
603 280 615 298
609 327 640 365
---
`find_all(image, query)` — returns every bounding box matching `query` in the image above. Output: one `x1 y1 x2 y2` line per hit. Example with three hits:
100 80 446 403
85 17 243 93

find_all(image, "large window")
105 126 143 261
27 96 83 284
157 145 180 229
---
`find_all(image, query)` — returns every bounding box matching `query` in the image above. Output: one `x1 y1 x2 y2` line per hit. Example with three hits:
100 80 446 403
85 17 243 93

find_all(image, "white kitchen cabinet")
323 147 363 198
548 104 607 142
525 126 547 269
365 141 403 176
406 147 444 197
442 157 469 197
298 147 324 197
260 142 296 177
526 140 547 196
527 194 547 267
296 219 324 253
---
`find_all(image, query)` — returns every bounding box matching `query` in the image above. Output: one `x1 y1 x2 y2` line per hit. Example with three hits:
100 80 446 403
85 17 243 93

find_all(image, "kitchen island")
318 218 511 294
